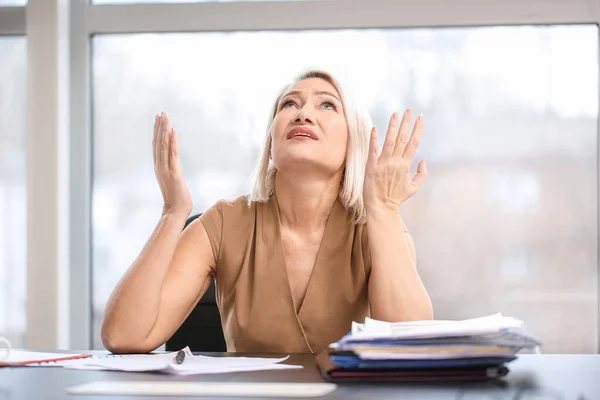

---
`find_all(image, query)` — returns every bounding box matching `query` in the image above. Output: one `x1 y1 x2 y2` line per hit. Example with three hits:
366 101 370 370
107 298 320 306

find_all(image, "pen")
175 350 185 364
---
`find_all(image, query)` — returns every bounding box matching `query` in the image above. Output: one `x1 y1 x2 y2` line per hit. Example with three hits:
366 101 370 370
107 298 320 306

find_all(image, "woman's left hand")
363 108 427 214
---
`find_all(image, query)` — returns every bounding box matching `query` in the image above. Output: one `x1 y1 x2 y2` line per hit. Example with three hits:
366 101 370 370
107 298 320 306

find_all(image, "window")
0 36 26 348
91 26 598 352
0 0 26 5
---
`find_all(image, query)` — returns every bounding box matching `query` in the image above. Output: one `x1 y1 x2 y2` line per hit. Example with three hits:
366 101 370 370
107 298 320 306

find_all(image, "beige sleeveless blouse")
199 193 371 353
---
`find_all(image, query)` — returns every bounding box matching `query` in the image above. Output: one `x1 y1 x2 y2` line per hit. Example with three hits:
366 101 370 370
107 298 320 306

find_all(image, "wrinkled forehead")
281 77 341 100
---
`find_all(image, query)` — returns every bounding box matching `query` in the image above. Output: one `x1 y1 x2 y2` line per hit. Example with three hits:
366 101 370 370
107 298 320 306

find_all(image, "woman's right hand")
153 112 192 218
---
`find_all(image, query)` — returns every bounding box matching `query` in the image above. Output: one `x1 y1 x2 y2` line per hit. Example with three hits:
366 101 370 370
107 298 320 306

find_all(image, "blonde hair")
248 69 373 224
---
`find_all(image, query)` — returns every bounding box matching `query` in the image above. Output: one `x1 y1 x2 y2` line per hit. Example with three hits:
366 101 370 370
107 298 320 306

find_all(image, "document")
330 313 540 362
62 347 303 375
349 313 531 340
321 313 541 383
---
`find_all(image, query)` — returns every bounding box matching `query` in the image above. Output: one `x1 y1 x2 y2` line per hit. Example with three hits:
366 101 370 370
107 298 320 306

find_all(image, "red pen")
0 353 93 367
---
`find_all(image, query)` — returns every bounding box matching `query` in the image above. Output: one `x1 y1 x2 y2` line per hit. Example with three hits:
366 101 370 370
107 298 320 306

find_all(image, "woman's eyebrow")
315 90 341 103
280 90 301 100
280 90 341 103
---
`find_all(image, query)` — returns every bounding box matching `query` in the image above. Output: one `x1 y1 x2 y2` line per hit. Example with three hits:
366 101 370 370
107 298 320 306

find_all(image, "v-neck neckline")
270 191 347 315
254 191 354 353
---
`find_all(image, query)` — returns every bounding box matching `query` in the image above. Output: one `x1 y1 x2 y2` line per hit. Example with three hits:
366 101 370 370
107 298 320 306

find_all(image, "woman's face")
270 78 348 178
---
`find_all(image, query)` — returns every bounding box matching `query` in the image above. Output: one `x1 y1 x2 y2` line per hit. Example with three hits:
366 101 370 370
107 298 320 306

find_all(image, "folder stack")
317 314 541 383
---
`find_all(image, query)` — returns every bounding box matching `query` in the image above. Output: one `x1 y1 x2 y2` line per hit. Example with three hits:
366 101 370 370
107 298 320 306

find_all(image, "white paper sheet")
67 382 337 397
333 313 542 359
348 313 528 340
62 347 303 375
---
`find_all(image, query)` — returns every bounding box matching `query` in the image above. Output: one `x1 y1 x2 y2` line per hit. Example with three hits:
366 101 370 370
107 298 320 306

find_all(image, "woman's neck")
274 171 341 233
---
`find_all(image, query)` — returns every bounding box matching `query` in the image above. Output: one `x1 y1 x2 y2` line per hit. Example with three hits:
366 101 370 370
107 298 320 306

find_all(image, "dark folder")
315 351 510 383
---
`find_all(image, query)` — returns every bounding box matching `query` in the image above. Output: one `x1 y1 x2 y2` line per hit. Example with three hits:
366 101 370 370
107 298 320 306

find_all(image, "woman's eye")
322 102 336 110
281 100 296 108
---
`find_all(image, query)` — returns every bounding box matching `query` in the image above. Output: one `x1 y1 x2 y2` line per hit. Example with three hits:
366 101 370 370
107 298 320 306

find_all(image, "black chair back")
165 213 227 352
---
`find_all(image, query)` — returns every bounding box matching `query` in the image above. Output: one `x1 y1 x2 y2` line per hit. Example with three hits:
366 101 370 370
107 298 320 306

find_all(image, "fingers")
155 112 165 168
366 126 379 171
392 108 414 158
170 128 182 173
155 112 180 174
402 113 424 162
380 111 399 160
161 113 171 169
411 158 428 190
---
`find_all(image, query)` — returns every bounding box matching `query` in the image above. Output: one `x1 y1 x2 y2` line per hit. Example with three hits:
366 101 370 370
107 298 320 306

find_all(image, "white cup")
0 336 11 362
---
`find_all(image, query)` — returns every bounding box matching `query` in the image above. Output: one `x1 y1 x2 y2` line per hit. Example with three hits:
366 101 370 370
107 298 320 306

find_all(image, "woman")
101 69 433 354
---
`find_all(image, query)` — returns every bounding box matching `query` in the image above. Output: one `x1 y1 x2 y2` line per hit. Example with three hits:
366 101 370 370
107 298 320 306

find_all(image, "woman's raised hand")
363 108 427 214
153 112 192 218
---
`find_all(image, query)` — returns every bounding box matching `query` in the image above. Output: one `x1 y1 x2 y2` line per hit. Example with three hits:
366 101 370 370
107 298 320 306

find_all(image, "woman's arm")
366 209 432 322
101 112 216 353
101 215 215 353
363 109 433 322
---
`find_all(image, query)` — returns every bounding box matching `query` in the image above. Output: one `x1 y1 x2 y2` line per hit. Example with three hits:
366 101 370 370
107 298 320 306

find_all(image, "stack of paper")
317 314 541 383
62 347 303 375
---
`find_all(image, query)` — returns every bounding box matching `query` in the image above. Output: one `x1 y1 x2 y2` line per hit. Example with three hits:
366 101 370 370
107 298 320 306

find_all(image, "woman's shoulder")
201 194 258 230
198 195 257 262
209 194 255 218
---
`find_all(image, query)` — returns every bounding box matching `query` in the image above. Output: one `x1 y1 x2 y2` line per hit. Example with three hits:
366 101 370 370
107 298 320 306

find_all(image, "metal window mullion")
26 0 71 350
69 0 92 350
87 0 600 34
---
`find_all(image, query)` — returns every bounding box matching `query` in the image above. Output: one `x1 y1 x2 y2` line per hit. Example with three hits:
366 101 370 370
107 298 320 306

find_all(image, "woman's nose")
294 106 315 124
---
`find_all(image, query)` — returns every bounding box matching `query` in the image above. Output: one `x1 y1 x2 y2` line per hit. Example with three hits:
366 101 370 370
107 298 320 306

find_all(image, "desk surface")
0 353 598 399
